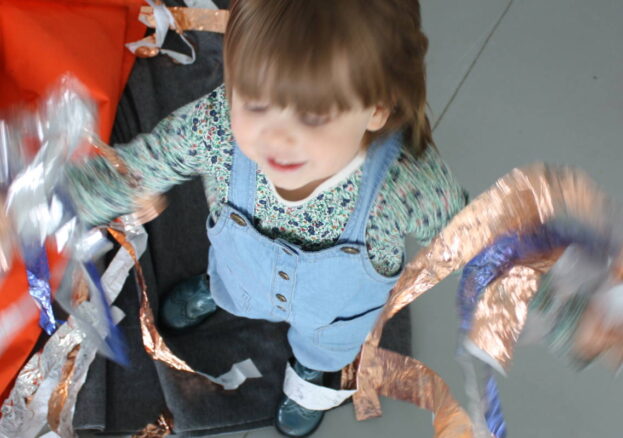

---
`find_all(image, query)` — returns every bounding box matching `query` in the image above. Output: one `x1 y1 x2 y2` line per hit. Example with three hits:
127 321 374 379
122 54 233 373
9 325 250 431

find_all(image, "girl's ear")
366 104 391 132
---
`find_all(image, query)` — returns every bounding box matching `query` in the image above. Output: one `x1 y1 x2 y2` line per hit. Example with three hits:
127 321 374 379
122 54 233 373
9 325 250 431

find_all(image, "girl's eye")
243 102 269 113
299 112 332 127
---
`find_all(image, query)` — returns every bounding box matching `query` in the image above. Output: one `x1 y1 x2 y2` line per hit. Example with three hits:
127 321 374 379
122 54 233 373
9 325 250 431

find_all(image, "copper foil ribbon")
107 227 218 382
47 344 81 432
353 164 620 436
132 6 228 59
132 412 174 438
357 345 473 438
107 225 264 393
70 269 90 307
139 6 229 33
468 258 558 372
0 127 166 436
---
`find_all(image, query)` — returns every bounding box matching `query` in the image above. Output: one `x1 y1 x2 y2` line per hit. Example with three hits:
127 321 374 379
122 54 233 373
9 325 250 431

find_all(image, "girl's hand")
573 295 623 371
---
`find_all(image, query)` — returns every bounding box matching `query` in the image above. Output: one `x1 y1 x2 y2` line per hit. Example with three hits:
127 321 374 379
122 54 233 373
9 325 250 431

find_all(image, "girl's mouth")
267 158 306 172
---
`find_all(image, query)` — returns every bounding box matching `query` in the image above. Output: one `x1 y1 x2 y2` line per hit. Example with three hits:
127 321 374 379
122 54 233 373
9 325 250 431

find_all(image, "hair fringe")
224 0 432 156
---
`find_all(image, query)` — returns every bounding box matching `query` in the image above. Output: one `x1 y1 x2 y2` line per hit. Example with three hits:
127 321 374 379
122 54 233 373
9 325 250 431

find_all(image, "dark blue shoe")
159 274 217 331
275 361 325 437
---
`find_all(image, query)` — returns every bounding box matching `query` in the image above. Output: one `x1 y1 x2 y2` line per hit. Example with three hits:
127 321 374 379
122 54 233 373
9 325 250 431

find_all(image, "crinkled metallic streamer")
369 164 618 341
83 260 129 365
0 318 85 438
341 357 359 391
469 264 553 373
459 267 544 438
51 221 148 438
463 221 622 437
107 227 262 391
47 344 80 432
0 78 165 436
3 76 97 336
139 6 229 33
106 227 208 377
126 1 207 64
467 219 620 372
459 221 607 366
50 183 129 366
0 216 147 438
483 376 504 438
50 128 161 366
0 305 125 438
458 229 575 334
23 245 56 334
51 321 103 438
354 164 621 437
70 267 90 307
457 229 572 438
356 345 473 438
458 233 564 438
7 75 96 247
132 412 174 438
126 3 229 62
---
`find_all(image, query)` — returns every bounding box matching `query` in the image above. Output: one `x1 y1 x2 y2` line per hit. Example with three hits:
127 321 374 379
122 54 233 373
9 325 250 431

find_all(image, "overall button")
341 246 360 254
277 305 286 312
276 294 287 302
282 248 292 256
230 213 247 226
278 271 290 280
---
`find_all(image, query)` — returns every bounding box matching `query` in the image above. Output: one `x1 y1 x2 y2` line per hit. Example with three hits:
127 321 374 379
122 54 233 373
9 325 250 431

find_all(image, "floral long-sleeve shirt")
67 85 467 276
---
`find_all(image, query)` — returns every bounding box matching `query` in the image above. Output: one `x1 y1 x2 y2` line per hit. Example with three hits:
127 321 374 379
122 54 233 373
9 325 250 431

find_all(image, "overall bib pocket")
313 304 384 352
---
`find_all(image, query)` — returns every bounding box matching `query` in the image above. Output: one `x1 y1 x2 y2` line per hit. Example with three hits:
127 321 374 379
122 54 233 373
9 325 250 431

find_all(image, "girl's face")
230 89 389 201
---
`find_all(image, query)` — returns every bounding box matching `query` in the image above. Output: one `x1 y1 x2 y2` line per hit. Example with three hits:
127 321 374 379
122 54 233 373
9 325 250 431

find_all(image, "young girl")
68 0 467 436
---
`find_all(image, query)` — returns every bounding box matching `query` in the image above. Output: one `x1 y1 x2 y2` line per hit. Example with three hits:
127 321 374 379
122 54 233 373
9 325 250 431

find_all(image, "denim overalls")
206 133 403 371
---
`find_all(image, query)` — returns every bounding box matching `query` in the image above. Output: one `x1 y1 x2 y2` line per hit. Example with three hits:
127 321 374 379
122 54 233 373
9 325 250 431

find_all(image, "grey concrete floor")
76 0 623 437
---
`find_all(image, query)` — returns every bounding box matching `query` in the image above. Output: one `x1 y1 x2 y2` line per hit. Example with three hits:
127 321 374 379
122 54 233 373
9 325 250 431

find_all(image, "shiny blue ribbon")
23 244 56 335
83 260 129 366
56 187 128 366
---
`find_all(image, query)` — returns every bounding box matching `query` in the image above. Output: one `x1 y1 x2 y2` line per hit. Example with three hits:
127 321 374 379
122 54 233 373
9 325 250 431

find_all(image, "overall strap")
228 143 258 218
340 132 403 243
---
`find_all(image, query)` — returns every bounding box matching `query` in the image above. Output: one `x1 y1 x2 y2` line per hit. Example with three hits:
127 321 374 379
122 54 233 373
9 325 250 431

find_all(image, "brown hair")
224 0 432 155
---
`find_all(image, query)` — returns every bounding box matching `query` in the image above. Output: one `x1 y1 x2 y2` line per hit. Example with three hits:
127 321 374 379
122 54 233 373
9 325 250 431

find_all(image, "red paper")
0 0 146 402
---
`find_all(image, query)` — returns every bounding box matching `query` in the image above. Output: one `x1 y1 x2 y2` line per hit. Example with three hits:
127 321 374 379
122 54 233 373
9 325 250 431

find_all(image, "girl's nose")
260 125 296 150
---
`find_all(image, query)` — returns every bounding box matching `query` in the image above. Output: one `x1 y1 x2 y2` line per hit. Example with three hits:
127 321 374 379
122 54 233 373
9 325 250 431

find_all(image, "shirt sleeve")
404 146 468 245
366 144 468 276
65 85 229 226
